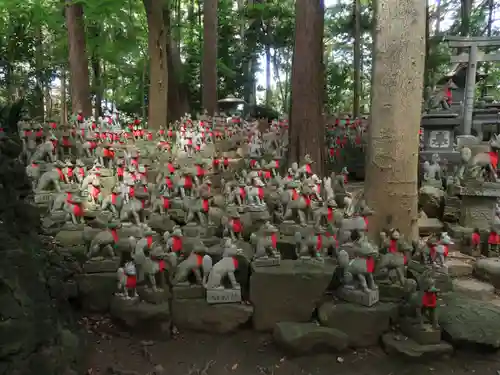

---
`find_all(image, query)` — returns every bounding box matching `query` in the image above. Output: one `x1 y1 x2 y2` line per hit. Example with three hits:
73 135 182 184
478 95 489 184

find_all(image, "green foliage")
0 0 499 118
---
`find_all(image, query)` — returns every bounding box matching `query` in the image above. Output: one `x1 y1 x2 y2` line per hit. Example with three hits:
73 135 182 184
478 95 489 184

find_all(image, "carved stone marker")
455 182 500 230
35 192 53 204
206 288 241 304
253 257 280 267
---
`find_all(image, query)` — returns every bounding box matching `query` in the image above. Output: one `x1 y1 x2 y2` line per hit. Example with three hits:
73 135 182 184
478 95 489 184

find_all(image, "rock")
443 196 461 223
273 322 348 355
318 300 398 347
171 299 253 333
381 333 453 358
418 217 443 236
474 258 500 289
439 293 500 347
452 278 495 301
446 258 473 278
76 272 117 312
419 185 445 218
83 258 120 273
110 296 171 339
250 260 334 331
147 215 176 233
55 230 86 247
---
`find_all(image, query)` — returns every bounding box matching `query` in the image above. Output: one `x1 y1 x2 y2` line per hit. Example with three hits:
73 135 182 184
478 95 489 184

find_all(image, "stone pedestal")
206 288 241 304
173 284 205 299
456 182 500 230
400 320 441 345
337 287 379 307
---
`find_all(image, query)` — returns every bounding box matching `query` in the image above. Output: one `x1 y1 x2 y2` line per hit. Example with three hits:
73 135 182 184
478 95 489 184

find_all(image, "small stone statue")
337 238 379 306
116 257 139 300
467 134 500 182
250 222 280 266
87 221 121 259
223 211 243 241
294 226 325 262
470 228 481 256
422 153 443 188
377 228 412 286
488 227 499 257
203 245 243 301
432 232 452 269
403 273 439 330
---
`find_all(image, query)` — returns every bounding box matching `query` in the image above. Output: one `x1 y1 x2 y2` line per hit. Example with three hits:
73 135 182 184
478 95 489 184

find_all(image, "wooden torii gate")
444 36 500 135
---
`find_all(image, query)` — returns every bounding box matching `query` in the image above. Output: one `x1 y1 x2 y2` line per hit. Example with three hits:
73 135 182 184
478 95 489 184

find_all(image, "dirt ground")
85 317 500 375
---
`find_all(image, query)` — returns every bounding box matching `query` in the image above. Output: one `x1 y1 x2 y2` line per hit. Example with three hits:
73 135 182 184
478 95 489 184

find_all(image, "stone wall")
0 103 84 375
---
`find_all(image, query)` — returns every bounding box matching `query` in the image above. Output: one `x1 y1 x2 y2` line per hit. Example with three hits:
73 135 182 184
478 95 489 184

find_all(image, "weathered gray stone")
147 214 176 233
273 322 348 355
75 272 116 312
452 278 494 301
83 258 120 274
446 258 473 278
250 260 334 331
171 299 252 333
474 257 500 289
110 296 171 339
318 300 398 347
443 196 461 223
418 217 444 236
55 230 86 247
137 286 171 304
439 293 500 347
382 333 453 358
172 285 205 299
419 185 444 218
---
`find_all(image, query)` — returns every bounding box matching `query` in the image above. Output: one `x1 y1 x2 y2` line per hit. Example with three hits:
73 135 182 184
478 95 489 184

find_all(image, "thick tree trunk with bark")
143 0 168 129
365 0 425 241
34 22 44 120
352 0 362 118
202 0 218 115
165 6 190 120
65 1 92 116
60 69 67 124
288 0 325 175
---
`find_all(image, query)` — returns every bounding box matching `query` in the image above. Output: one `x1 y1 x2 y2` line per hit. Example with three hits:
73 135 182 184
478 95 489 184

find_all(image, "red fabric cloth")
422 292 437 307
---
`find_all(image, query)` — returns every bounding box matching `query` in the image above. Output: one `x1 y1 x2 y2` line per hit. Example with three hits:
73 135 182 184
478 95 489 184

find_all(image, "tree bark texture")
288 0 325 174
202 0 218 115
65 1 92 116
365 0 425 241
143 0 168 129
352 0 362 118
165 6 190 120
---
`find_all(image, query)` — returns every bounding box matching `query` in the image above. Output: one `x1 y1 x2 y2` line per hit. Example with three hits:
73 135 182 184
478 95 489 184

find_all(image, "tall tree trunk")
65 0 92 116
481 0 494 96
460 0 472 37
143 0 168 129
34 22 45 120
141 56 148 119
61 69 67 124
202 0 218 114
92 57 102 118
365 0 425 241
352 0 362 118
165 5 190 120
288 0 325 175
265 44 271 106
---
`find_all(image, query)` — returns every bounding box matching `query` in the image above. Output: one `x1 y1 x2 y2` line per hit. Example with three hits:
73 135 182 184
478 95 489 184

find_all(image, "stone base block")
76 272 117 312
400 321 441 345
378 283 406 302
172 284 205 299
171 299 253 333
137 286 171 304
318 300 398 347
110 296 170 339
273 322 348 355
206 288 241 304
253 257 281 267
337 287 379 307
83 258 120 274
382 332 453 358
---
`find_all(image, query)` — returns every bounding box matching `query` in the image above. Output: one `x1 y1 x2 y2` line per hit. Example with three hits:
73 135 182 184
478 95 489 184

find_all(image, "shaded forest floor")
84 316 500 375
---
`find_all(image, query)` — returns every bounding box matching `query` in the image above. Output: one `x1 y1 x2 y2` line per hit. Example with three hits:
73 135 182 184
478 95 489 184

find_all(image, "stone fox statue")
468 134 500 182
202 246 249 290
337 239 379 293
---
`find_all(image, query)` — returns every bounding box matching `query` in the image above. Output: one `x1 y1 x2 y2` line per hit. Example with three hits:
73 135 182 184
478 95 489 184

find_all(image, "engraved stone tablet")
206 288 241 304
